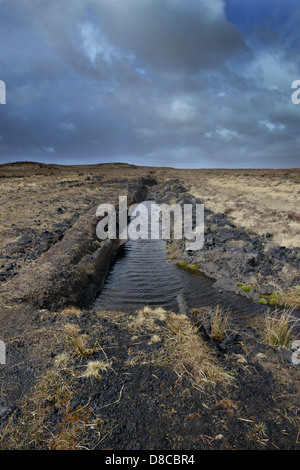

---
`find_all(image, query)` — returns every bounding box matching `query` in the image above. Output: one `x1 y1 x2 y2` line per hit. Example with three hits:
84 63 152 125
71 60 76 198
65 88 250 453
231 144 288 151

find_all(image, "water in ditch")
94 201 268 318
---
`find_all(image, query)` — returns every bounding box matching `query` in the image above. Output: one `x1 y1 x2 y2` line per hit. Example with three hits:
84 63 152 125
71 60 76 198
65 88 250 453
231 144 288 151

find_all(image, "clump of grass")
216 398 239 414
49 415 87 450
62 306 81 317
81 360 112 379
128 306 166 332
210 306 229 343
163 313 232 390
125 349 152 367
263 309 299 349
127 307 232 389
153 307 167 321
64 323 100 357
265 286 300 309
54 352 70 369
148 334 161 345
248 422 269 447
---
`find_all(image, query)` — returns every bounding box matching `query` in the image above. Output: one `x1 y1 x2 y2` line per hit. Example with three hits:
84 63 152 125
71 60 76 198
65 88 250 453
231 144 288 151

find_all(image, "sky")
0 0 300 169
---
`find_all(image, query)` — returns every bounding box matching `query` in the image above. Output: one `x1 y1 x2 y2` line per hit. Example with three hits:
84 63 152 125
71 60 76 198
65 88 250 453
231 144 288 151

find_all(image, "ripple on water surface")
94 203 266 317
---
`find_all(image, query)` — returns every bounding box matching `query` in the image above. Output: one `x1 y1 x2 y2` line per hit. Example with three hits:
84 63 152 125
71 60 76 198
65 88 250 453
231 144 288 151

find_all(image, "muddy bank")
154 179 300 307
1 177 155 311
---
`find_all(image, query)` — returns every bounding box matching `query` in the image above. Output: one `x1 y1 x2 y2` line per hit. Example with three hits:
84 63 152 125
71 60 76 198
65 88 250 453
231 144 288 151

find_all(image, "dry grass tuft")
81 360 112 379
262 309 299 348
64 323 100 357
148 334 162 345
62 305 82 317
126 307 232 389
54 352 70 369
216 398 239 414
128 306 166 332
210 305 230 343
164 312 233 390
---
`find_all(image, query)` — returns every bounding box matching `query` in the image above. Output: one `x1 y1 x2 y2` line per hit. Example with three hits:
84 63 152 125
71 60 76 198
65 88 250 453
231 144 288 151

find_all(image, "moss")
176 260 189 268
190 263 199 271
241 285 251 292
259 286 300 309
237 283 254 292
176 261 199 272
267 292 278 306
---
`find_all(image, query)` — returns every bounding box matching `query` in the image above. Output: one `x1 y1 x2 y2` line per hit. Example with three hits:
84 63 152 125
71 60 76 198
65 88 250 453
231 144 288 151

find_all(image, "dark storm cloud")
0 0 299 167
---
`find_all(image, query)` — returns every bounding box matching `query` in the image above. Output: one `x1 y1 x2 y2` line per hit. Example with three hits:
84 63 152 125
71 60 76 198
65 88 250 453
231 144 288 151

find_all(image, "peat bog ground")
0 162 299 450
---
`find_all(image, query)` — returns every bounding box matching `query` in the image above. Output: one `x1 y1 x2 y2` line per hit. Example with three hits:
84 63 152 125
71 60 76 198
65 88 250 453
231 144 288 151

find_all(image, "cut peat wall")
7 177 153 311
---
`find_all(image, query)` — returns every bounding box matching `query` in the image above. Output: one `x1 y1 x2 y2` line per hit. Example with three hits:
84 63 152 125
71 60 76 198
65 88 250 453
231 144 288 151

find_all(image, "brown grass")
265 284 300 309
210 305 230 343
262 309 299 349
163 312 233 390
62 306 82 317
64 323 101 357
183 170 300 248
126 307 233 389
0 332 110 450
